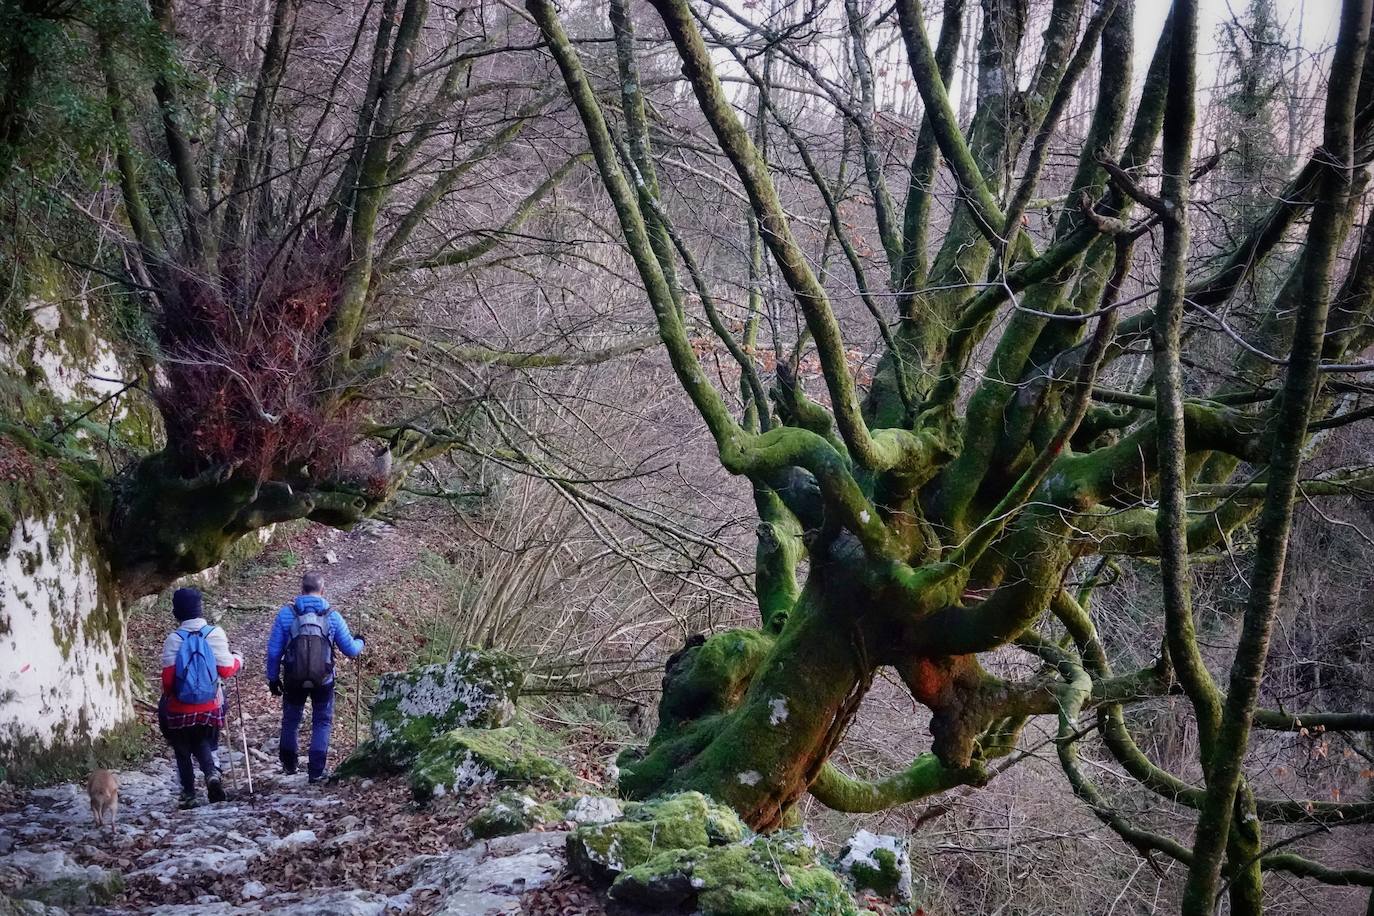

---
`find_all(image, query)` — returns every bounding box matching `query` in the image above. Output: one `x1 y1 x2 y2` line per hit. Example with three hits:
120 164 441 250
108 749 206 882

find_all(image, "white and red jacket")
159 618 243 714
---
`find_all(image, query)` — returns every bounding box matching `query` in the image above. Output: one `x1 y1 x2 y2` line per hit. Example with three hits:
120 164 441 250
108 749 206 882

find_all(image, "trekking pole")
353 655 363 752
222 686 239 794
234 677 254 795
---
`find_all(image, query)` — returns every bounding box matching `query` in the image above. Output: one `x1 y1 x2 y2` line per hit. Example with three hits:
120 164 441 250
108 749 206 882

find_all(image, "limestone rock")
0 893 69 916
264 889 393 914
130 846 262 881
610 831 858 916
559 795 622 825
566 791 744 883
408 722 571 803
398 831 565 916
146 905 251 916
0 850 121 908
338 650 523 775
270 829 318 852
465 792 561 840
837 829 912 900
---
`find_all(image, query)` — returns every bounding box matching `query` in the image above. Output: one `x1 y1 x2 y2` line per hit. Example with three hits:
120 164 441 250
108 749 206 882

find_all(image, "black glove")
269 678 283 697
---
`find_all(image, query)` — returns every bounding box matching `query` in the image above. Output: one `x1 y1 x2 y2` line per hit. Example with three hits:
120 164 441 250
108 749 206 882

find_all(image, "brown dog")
87 769 118 835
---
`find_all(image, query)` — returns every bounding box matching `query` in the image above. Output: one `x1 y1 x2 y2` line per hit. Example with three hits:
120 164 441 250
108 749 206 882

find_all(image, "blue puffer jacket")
265 595 364 685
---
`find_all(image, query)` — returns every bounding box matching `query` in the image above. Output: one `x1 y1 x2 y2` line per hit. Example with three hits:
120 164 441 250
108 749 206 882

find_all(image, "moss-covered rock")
337 649 523 777
837 829 911 901
466 791 563 839
0 850 122 908
409 720 571 803
610 831 858 916
0 894 68 916
566 791 746 883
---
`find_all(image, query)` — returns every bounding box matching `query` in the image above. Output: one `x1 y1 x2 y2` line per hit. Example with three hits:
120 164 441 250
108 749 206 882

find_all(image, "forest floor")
0 519 617 914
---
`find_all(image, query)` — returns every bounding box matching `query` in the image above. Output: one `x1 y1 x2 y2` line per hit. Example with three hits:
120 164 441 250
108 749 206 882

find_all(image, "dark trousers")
280 682 335 779
161 724 220 794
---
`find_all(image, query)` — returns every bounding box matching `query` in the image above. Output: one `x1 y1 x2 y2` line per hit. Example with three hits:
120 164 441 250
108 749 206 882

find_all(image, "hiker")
265 571 365 783
159 587 243 808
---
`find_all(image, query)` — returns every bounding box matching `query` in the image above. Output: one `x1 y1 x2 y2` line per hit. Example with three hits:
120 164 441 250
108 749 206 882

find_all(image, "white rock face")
1 289 145 758
403 831 564 916
0 513 128 756
23 295 130 411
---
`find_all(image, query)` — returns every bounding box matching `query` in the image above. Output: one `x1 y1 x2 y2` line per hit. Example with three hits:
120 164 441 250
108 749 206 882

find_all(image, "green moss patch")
466 790 563 839
610 831 858 916
1 718 153 787
566 791 746 883
656 629 774 731
408 719 572 803
836 829 912 901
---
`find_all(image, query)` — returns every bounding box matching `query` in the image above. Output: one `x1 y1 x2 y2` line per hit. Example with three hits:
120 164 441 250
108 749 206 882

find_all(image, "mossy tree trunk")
529 3 1374 904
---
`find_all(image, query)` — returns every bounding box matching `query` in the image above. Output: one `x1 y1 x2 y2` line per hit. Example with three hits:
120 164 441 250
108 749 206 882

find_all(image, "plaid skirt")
158 695 228 732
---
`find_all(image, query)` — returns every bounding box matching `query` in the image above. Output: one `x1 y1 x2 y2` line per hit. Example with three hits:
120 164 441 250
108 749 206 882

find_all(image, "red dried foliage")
154 235 356 481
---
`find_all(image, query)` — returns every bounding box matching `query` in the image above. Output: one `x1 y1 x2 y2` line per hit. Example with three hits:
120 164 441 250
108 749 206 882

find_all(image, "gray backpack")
284 603 333 689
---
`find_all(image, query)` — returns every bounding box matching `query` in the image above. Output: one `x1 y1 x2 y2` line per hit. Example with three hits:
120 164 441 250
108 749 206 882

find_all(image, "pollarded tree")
2 0 654 598
526 0 1374 906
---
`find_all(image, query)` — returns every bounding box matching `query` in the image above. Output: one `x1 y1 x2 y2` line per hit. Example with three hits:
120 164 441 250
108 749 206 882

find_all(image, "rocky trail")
0 757 608 915
0 521 609 915
1 520 912 916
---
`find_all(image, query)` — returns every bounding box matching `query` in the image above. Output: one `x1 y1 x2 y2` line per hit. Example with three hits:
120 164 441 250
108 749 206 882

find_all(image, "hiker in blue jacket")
265 571 364 783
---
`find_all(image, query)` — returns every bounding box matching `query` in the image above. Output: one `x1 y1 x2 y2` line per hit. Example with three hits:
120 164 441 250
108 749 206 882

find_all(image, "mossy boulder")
566 791 746 883
0 851 122 909
337 649 522 776
610 831 858 916
0 894 68 915
466 791 563 839
837 829 911 901
409 720 572 803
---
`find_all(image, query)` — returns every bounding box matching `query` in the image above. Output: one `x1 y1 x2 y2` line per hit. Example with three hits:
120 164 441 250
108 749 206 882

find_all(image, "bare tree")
522 0 1374 908
9 0 655 597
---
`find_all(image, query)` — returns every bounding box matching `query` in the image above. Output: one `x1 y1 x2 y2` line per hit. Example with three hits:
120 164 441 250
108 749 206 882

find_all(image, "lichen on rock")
0 850 122 909
408 720 572 803
560 794 622 825
465 791 563 839
337 649 523 776
566 791 746 884
837 829 912 901
610 831 858 916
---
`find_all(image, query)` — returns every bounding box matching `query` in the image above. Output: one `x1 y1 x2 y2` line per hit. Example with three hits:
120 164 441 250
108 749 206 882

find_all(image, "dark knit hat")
172 587 203 622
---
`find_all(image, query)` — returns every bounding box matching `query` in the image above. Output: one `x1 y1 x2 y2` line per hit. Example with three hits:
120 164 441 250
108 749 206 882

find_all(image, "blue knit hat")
172 587 203 622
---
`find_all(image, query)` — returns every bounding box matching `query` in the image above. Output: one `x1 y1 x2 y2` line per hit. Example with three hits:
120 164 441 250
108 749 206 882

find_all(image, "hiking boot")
307 773 327 785
280 756 298 777
206 773 226 803
177 790 198 810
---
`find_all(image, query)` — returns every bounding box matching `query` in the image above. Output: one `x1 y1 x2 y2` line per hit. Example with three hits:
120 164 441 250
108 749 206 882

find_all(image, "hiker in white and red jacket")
159 587 242 808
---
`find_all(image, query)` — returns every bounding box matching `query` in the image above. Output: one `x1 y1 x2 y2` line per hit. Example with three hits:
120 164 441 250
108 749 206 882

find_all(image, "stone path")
0 761 572 914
